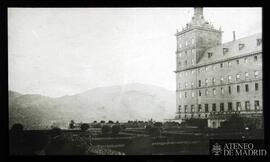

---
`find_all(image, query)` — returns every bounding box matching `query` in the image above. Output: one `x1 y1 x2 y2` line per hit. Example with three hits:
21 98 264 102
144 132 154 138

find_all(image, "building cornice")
175 26 222 36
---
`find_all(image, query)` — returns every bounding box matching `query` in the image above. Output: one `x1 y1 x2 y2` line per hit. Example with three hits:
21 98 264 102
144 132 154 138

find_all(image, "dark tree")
69 120 75 129
153 122 163 128
80 123 90 131
100 120 105 123
9 123 24 155
93 121 97 123
108 120 114 124
50 127 62 138
101 125 112 134
112 125 122 135
10 123 24 131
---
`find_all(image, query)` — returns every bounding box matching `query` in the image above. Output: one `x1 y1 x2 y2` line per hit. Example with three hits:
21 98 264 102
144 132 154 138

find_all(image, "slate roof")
198 33 262 65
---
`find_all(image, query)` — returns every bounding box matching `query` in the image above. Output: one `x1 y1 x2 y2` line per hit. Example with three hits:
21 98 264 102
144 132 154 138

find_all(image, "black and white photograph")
7 6 265 156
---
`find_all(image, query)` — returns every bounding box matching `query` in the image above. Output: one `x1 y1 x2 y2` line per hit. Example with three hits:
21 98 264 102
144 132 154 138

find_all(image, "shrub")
220 114 245 130
108 120 114 124
50 127 62 138
120 124 126 130
80 123 90 131
145 125 153 131
101 125 112 134
100 120 105 123
153 122 163 128
112 125 122 135
10 123 24 131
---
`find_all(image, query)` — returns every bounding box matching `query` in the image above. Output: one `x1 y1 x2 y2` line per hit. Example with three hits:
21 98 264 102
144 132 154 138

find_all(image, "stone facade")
175 8 262 128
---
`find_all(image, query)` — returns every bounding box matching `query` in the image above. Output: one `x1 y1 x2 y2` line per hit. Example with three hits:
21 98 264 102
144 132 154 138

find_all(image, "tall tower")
175 8 222 120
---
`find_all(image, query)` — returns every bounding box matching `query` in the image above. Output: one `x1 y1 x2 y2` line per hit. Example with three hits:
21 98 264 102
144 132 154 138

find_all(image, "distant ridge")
9 83 176 129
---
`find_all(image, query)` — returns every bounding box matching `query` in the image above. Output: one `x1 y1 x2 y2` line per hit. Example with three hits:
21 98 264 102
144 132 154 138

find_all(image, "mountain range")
9 83 176 129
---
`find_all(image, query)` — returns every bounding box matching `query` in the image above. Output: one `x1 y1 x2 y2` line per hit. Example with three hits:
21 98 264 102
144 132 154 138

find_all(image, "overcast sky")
8 7 262 97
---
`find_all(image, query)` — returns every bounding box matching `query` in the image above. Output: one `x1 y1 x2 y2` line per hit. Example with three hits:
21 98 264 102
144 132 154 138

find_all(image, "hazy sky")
8 7 262 97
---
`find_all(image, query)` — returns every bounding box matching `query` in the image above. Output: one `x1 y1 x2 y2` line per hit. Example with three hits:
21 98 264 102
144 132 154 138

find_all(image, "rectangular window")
255 100 260 110
185 92 187 98
220 63 223 68
239 43 245 50
228 86 231 94
220 77 224 84
257 39 262 46
212 104 216 112
254 55 258 61
245 72 249 79
199 90 202 96
237 85 240 93
244 57 248 63
185 82 188 88
178 105 181 112
191 92 195 98
245 84 249 92
245 101 250 111
255 83 259 91
212 78 216 85
205 104 209 112
198 80 201 87
191 105 194 112
236 60 240 64
228 61 231 67
198 104 202 112
220 103 224 112
185 60 187 66
228 75 232 83
208 52 213 58
223 48 229 55
205 89 209 96
184 105 188 112
228 102 233 111
205 79 208 86
254 71 259 78
236 102 241 111
221 87 224 94
213 88 216 95
236 74 241 81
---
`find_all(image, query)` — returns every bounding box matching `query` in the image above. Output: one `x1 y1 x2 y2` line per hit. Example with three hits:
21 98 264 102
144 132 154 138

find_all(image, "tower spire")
194 7 203 17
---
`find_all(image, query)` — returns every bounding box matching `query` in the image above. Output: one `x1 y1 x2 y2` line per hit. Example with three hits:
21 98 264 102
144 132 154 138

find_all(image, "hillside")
9 83 176 129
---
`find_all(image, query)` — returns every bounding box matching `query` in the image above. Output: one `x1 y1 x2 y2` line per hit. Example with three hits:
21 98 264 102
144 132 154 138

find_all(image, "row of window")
178 38 195 48
178 54 260 69
179 72 260 89
178 100 261 113
179 83 260 98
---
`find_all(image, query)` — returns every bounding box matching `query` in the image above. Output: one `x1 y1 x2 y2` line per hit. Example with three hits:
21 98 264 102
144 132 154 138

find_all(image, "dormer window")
223 48 229 55
239 43 245 50
257 38 262 46
208 52 213 58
